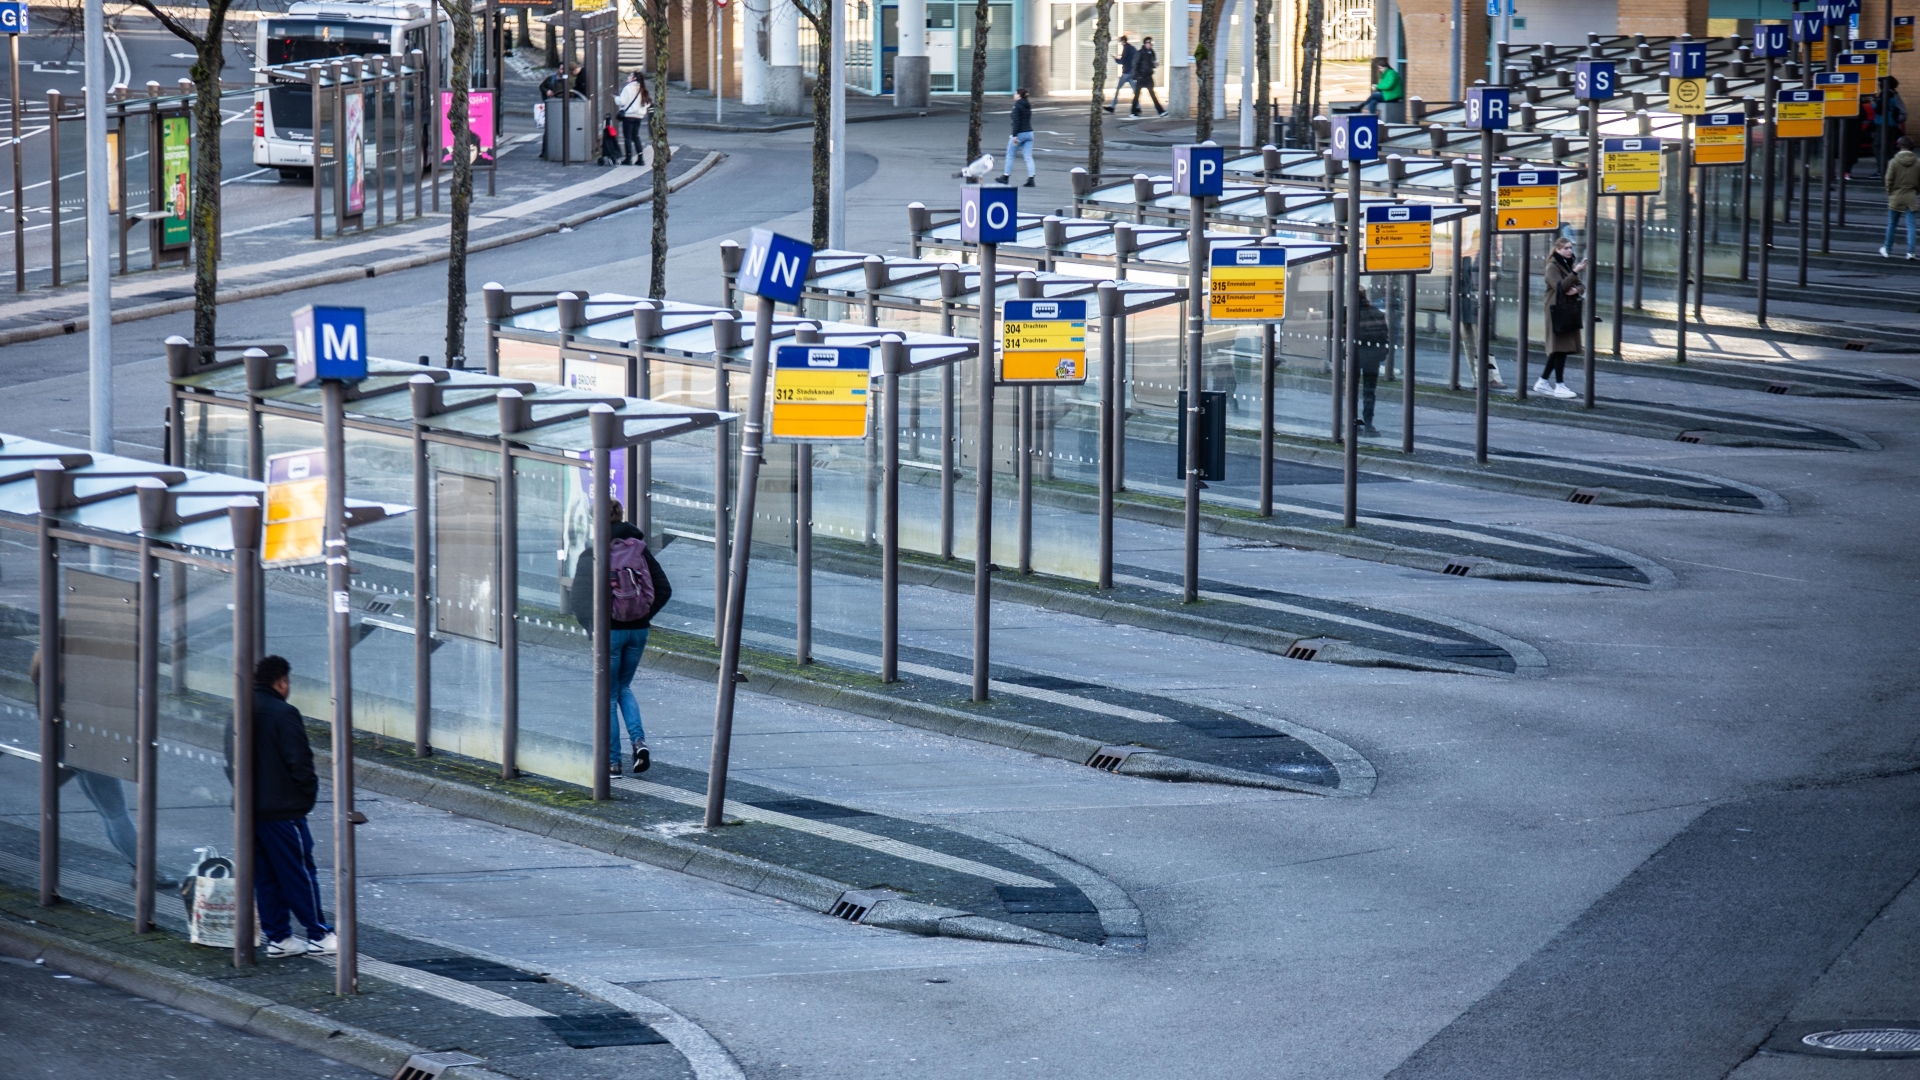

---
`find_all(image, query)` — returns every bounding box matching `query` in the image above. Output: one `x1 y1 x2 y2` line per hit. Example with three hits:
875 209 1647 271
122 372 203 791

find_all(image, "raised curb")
0 916 513 1080
0 151 724 348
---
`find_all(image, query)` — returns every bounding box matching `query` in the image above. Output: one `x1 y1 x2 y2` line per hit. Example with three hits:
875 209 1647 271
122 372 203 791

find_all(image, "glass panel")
0 524 42 896
499 337 563 383
511 456 594 788
159 558 242 936
426 441 504 767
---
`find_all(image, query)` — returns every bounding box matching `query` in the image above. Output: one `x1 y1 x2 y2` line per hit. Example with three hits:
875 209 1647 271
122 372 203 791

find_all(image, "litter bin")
543 92 591 162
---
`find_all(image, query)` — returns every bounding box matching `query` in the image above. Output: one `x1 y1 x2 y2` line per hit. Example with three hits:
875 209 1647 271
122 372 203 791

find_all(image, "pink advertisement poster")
442 89 496 163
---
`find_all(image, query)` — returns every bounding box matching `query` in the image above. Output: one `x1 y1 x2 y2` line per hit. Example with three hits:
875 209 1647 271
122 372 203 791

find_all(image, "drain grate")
1567 488 1600 505
393 1051 485 1080
1676 430 1709 444
829 888 897 922
1086 745 1145 771
1802 1028 1920 1054
363 598 394 615
1765 382 1794 395
1441 560 1474 577
1843 339 1873 351
1285 637 1328 659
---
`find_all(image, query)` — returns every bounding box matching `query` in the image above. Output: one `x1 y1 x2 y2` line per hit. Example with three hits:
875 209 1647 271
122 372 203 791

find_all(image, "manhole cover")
1802 1028 1920 1054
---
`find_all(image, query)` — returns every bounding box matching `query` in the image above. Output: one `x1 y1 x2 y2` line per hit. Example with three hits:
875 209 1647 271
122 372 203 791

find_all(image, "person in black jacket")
1354 289 1392 435
224 655 334 958
1131 38 1166 117
569 501 672 775
1105 36 1138 113
995 88 1037 187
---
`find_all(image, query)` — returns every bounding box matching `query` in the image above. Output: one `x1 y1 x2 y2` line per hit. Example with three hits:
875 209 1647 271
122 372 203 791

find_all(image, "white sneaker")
1553 382 1578 399
1881 245 1891 257
307 932 339 956
1533 378 1553 394
1487 369 1506 388
265 937 310 958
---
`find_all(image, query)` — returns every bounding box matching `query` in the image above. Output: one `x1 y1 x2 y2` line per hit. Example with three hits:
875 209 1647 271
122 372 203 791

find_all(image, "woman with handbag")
1538 236 1586 399
616 70 651 166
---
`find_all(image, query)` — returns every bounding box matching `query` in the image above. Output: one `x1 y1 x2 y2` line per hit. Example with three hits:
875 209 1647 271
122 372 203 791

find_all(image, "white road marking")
311 954 553 1018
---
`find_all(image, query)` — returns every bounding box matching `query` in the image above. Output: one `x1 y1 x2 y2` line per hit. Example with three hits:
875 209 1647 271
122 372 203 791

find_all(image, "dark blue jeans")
608 627 650 763
255 817 330 943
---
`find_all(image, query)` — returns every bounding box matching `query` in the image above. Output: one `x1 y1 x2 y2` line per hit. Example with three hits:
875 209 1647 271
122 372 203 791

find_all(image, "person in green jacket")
1360 58 1403 116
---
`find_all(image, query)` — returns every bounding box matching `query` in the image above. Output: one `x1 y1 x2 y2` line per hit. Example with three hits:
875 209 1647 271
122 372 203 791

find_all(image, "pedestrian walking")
1882 136 1920 258
616 70 651 166
1354 289 1391 434
996 88 1038 187
224 655 335 959
1104 35 1138 114
1131 37 1166 116
1538 235 1586 398
570 501 672 776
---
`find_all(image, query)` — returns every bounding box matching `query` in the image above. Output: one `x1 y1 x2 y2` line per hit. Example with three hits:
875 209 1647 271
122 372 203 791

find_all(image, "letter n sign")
960 186 1019 244
1329 115 1378 161
738 227 815 304
1464 86 1509 130
1172 144 1225 196
292 304 367 385
1575 60 1615 100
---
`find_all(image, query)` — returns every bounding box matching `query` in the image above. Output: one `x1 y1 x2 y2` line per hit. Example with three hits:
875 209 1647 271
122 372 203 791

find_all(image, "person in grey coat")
1537 235 1586 399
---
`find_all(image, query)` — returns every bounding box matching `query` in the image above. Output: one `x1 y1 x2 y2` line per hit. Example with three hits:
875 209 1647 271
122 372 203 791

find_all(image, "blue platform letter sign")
738 227 814 304
1328 115 1379 162
1753 21 1790 56
292 305 368 386
0 3 28 33
1795 10 1827 41
960 185 1019 245
1821 0 1847 28
1464 86 1509 130
1172 144 1226 197
1574 60 1615 100
1668 41 1707 79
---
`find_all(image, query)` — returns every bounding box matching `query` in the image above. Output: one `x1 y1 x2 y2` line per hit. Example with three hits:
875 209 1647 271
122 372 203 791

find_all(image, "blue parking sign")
960 186 1019 244
0 3 27 33
1464 86 1509 130
292 305 368 385
1574 60 1615 100
1328 115 1379 161
738 227 814 304
1173 144 1225 196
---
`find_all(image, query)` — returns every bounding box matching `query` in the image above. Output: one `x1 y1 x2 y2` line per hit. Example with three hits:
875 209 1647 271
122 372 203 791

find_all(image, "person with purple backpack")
569 500 672 775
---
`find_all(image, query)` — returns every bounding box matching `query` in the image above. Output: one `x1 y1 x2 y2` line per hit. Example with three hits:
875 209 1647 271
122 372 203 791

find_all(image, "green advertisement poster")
161 117 190 249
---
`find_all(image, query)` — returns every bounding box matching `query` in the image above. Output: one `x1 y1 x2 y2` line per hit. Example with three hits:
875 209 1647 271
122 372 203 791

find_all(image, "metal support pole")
1583 113 1600 407
1821 119 1832 254
1259 321 1276 511
1611 194 1625 363
1342 160 1362 526
1183 192 1205 599
331 63 346 236
704 295 776 828
1632 194 1645 309
35 498 57 907
133 485 163 935
1475 127 1494 464
1017 385 1032 574
1449 180 1463 390
939 360 955 561
321 381 358 997
590 406 613 800
1402 272 1417 451
1677 117 1692 364
973 244 996 701
496 395 519 778
1695 155 1707 323
1758 60 1777 324
46 90 58 286
1739 123 1753 280
881 342 901 681
829 0 847 246
797 441 812 662
1516 232 1531 398
226 497 260 966
10 35 20 292
713 345 730 645
1797 126 1811 288
1330 241 1344 439
1098 282 1119 582
408 378 432 757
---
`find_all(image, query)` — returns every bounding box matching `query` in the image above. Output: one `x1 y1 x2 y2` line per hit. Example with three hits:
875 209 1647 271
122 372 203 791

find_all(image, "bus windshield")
264 20 394 65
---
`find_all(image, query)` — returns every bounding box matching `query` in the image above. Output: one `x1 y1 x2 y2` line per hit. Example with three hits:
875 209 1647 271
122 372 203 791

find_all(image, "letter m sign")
292 304 368 386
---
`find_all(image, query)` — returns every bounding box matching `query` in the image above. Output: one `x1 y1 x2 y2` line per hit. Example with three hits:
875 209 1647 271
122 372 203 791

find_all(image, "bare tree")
964 0 988 162
794 0 831 248
439 0 475 363
1087 0 1113 176
1254 0 1272 147
636 0 671 297
1194 0 1225 141
1289 0 1324 146
127 0 237 346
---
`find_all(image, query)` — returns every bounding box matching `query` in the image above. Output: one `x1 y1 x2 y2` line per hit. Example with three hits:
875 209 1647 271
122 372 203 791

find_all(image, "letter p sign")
739 227 815 305
292 304 368 386
1172 144 1226 197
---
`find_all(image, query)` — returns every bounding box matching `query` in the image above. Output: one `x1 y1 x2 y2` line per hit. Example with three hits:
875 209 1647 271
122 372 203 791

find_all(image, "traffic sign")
1692 114 1747 166
1574 60 1616 100
999 298 1088 383
1361 205 1432 273
739 227 814 303
1601 137 1663 193
1464 86 1509 130
1173 144 1225 196
292 305 367 385
1816 71 1861 117
264 449 327 566
0 3 27 33
770 345 871 440
960 185 1018 244
1668 41 1707 78
1896 15 1913 52
1207 246 1287 321
1495 170 1560 232
1669 76 1708 115
1329 115 1379 162
1776 89 1827 138
1753 21 1791 58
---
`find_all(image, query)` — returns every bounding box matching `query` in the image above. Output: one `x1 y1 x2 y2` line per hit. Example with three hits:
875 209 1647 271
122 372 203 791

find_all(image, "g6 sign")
1328 115 1378 162
1575 60 1616 101
1464 86 1509 130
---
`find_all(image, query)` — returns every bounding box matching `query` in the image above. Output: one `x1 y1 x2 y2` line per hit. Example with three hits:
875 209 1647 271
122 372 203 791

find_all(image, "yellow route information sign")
1207 247 1289 321
1496 170 1561 232
1777 91 1826 139
1669 76 1709 114
1692 115 1747 165
771 345 872 439
264 449 327 566
1361 205 1433 274
1601 137 1663 193
1000 299 1089 383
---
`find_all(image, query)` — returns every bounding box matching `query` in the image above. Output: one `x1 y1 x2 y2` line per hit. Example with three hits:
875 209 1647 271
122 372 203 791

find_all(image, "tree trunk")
1254 0 1272 148
443 0 476 364
189 38 226 346
1195 0 1222 141
1291 0 1323 146
644 0 671 298
1088 0 1111 177
808 16 831 249
965 0 988 162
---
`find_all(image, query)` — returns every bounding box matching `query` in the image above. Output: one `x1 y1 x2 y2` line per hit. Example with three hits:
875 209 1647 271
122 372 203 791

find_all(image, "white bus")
252 0 450 180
